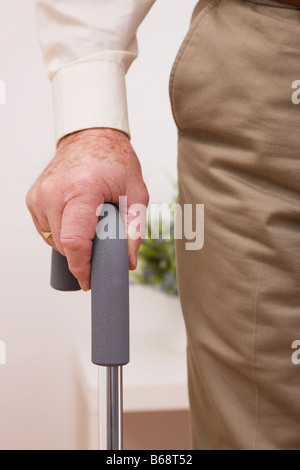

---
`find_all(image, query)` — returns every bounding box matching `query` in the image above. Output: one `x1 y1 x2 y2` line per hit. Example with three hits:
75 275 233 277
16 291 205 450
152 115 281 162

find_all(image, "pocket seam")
169 0 221 131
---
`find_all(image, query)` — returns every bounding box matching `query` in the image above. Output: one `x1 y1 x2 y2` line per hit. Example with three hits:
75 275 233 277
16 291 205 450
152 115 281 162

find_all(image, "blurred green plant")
131 202 178 296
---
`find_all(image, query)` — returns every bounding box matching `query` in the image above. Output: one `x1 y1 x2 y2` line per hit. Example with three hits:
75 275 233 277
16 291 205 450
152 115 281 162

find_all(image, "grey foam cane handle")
50 204 129 366
51 249 81 291
91 204 129 366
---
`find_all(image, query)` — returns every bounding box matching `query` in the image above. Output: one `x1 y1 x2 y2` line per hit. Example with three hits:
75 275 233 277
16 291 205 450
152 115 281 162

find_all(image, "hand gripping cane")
50 204 129 450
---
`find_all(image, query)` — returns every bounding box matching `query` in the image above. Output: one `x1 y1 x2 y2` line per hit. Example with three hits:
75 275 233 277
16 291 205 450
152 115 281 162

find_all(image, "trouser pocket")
169 0 221 130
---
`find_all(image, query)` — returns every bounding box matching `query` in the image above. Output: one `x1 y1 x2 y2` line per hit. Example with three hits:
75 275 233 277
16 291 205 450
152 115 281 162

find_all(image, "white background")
0 0 196 449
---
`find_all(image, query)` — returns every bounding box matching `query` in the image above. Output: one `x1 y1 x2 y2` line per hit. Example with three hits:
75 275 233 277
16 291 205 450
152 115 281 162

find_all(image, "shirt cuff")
52 60 130 144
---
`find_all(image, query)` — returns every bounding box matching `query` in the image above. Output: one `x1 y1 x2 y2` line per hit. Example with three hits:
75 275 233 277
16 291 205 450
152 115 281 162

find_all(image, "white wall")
0 0 196 450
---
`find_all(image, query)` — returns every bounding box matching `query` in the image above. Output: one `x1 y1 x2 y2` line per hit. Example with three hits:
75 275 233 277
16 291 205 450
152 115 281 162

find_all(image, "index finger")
60 199 101 291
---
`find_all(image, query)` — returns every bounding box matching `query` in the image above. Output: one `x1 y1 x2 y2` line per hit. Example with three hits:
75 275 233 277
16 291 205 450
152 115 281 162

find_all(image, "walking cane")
50 204 130 450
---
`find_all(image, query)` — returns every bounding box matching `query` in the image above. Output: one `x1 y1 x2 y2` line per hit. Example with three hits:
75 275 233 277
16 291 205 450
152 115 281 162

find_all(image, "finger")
35 183 64 253
60 199 102 291
26 189 57 249
126 196 148 271
47 205 65 255
37 213 57 247
31 211 57 249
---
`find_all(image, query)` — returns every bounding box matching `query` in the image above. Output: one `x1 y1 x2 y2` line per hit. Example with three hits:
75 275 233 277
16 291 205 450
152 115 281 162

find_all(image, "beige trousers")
170 0 300 450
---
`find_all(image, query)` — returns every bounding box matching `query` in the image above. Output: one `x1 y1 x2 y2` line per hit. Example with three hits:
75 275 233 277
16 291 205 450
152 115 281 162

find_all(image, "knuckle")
26 187 38 212
65 174 93 199
60 237 82 252
137 183 149 207
128 181 149 209
38 178 54 197
142 186 150 206
25 191 33 210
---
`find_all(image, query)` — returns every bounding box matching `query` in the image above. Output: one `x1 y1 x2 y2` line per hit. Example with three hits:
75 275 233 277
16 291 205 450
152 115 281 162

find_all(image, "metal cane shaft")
50 204 129 451
99 366 123 450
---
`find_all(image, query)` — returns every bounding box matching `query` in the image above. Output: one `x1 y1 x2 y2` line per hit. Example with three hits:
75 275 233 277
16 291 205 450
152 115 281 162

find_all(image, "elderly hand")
26 128 149 291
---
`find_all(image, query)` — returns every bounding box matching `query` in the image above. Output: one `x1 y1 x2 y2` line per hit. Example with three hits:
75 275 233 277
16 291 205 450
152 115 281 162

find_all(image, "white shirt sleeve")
35 0 156 143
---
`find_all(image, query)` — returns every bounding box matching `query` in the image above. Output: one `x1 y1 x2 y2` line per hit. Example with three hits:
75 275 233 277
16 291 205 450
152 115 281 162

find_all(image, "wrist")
57 127 129 150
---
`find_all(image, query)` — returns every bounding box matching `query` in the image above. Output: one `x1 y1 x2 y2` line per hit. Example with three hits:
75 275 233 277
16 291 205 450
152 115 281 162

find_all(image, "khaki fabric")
170 0 300 450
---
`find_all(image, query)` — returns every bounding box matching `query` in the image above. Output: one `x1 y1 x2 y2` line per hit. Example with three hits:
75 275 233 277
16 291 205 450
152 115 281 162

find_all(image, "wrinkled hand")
26 128 149 291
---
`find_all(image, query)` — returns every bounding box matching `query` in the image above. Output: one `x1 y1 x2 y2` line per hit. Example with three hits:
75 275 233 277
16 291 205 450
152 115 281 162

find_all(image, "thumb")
120 197 148 271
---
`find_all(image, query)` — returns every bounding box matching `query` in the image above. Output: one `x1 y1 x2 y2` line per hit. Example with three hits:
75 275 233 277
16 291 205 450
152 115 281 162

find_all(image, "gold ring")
42 231 53 240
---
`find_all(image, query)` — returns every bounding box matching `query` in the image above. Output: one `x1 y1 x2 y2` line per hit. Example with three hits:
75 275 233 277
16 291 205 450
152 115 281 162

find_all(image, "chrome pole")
99 366 123 450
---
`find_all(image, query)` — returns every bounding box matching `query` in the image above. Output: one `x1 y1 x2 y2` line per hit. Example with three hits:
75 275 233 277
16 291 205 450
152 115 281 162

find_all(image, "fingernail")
130 254 138 271
80 282 90 292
